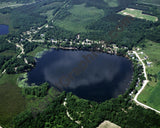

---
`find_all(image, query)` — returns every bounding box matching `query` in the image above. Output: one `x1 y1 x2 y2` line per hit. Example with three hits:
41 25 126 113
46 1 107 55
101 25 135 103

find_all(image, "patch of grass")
118 8 158 22
40 2 63 21
0 74 27 126
137 40 160 111
138 0 160 5
27 46 44 57
104 0 119 7
55 3 104 33
0 13 10 25
148 83 160 109
0 50 16 56
0 2 24 9
0 13 15 32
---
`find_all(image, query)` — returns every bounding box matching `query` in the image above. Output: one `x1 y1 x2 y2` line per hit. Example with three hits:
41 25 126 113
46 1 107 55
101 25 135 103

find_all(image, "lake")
0 24 9 35
28 49 133 102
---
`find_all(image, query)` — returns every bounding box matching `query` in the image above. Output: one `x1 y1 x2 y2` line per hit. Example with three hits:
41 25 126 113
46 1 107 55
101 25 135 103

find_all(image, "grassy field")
104 0 118 7
0 13 15 32
97 120 121 128
40 2 63 22
27 46 44 57
0 50 16 56
0 13 10 26
55 3 104 33
137 40 160 111
0 2 24 9
137 0 160 6
0 74 28 126
118 8 158 22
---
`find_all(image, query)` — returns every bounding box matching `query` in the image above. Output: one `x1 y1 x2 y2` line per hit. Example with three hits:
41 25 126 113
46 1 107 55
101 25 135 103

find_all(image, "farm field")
138 40 160 111
118 8 158 22
55 3 104 33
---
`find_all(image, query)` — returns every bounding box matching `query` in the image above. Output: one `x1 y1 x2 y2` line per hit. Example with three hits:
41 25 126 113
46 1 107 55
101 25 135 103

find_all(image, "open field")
0 74 27 126
97 120 121 128
0 50 16 56
0 13 10 25
0 2 24 9
0 1 36 9
118 8 158 22
0 13 15 32
55 3 104 33
137 0 160 6
138 40 160 111
27 46 44 57
40 2 63 22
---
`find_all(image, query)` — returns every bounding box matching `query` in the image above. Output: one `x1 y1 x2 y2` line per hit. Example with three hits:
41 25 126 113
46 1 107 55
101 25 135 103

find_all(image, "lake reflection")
28 49 133 102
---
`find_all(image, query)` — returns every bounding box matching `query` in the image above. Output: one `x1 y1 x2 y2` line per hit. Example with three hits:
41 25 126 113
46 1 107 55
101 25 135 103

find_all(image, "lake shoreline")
26 47 133 102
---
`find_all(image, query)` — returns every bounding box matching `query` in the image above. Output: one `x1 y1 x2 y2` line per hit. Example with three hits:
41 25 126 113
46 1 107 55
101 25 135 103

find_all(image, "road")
16 43 24 58
0 2 35 9
63 98 83 127
140 2 160 7
133 51 160 114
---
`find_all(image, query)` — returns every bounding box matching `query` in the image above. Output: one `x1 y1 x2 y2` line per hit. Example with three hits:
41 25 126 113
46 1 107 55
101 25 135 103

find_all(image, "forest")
0 0 160 127
0 0 159 47
11 92 160 128
9 53 152 128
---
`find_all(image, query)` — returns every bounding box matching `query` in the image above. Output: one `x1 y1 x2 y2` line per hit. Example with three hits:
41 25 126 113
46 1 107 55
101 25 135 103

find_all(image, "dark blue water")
0 25 9 35
28 49 133 102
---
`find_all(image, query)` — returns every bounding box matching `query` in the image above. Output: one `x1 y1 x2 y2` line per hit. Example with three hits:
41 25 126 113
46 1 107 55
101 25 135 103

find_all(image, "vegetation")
1 56 35 74
0 0 160 127
137 0 160 5
118 8 158 22
0 0 34 3
0 74 27 127
55 3 104 33
22 82 49 97
11 92 160 128
138 40 160 111
104 0 119 7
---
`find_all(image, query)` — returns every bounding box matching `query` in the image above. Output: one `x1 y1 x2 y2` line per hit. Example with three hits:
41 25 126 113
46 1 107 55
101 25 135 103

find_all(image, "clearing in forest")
55 3 104 33
137 40 160 111
118 8 158 22
97 120 121 128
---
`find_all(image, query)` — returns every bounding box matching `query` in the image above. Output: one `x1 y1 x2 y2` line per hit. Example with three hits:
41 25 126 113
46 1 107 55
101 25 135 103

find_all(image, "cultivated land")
137 40 160 111
118 8 158 22
55 3 104 33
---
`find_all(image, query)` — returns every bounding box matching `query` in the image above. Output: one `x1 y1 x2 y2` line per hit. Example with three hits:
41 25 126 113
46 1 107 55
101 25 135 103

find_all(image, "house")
77 34 80 40
147 61 152 67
